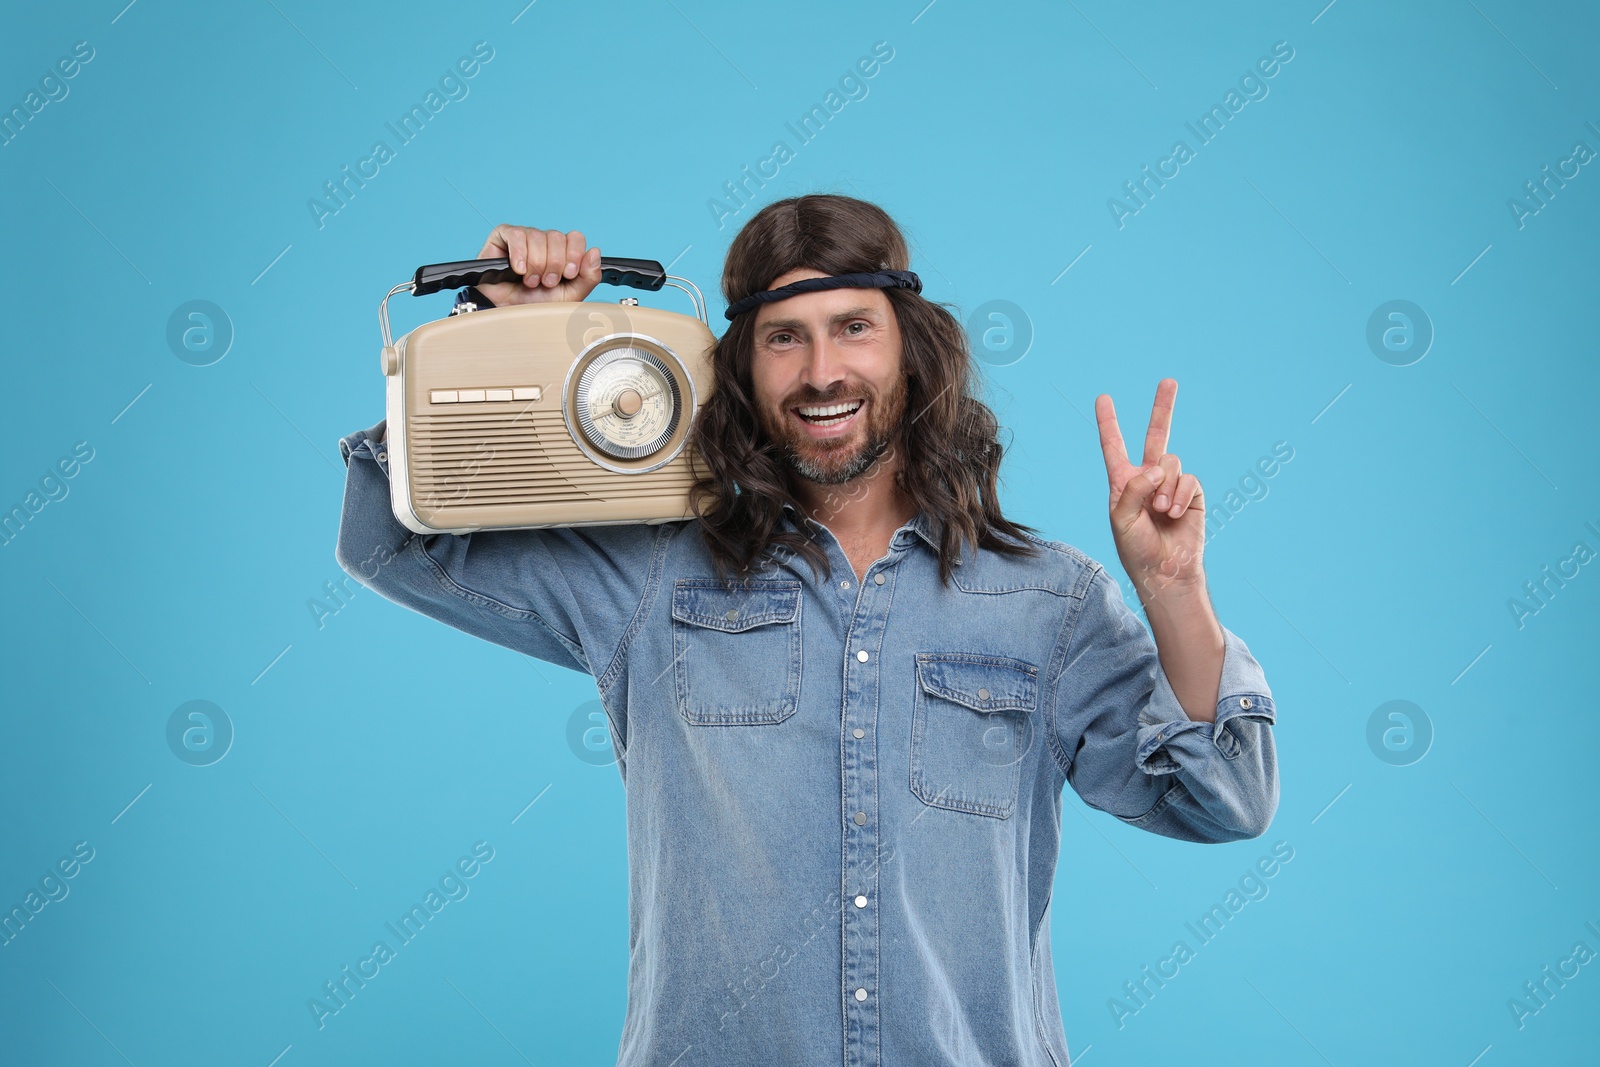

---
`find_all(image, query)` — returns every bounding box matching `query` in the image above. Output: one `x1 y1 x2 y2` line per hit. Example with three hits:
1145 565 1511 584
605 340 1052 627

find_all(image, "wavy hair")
686 194 1039 586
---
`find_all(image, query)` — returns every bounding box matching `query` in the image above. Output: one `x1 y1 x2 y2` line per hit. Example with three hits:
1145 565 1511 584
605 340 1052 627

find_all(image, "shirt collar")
779 500 942 553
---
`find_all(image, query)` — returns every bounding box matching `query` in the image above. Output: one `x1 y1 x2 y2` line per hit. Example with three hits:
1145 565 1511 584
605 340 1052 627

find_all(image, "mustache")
785 385 871 407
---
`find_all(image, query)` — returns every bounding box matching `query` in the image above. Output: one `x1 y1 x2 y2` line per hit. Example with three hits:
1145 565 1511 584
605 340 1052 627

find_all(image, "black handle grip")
410 256 666 297
597 257 666 291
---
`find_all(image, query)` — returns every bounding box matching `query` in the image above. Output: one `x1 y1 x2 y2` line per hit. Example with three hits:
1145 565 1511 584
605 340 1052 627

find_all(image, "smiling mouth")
793 399 864 427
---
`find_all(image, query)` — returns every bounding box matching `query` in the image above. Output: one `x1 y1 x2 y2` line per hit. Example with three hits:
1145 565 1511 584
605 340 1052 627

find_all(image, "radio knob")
380 345 400 376
571 344 682 463
619 297 639 306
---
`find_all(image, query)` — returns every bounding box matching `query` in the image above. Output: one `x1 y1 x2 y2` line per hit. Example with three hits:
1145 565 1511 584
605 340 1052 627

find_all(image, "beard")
758 371 908 487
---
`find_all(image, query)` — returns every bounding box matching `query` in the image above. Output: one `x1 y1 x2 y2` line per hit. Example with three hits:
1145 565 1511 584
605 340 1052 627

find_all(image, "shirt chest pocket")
670 579 803 725
910 653 1040 819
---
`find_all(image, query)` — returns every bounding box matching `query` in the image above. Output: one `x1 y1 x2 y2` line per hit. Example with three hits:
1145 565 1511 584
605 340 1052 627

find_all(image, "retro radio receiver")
377 255 715 535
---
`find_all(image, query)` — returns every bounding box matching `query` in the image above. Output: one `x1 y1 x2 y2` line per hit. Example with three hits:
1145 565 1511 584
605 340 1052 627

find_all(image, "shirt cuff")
455 286 495 310
338 418 389 473
1133 626 1276 775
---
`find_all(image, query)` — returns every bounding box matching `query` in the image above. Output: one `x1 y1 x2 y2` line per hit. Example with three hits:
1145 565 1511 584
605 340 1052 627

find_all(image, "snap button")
724 609 738 621
852 727 865 739
854 987 868 1002
1240 697 1253 709
977 687 990 700
873 573 885 585
853 811 867 825
854 894 867 908
856 650 869 662
376 451 387 462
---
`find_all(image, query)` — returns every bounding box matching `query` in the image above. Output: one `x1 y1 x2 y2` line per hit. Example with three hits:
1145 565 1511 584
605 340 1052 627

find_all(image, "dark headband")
723 269 922 320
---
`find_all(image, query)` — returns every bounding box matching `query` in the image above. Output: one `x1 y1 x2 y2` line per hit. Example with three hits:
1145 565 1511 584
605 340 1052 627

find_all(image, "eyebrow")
756 306 879 332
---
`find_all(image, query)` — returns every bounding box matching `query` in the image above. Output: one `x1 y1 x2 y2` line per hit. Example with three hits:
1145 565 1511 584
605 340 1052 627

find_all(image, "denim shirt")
335 418 1278 1067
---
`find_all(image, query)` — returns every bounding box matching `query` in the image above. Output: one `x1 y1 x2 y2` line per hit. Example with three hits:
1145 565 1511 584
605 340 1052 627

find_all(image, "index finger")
480 224 527 273
1094 393 1131 479
1141 378 1178 466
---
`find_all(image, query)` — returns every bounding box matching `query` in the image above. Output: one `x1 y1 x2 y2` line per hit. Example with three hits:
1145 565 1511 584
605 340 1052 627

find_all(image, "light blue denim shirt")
335 418 1278 1067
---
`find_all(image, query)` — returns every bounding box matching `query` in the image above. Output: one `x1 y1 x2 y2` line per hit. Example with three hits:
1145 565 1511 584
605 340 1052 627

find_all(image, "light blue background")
3 1 1596 1064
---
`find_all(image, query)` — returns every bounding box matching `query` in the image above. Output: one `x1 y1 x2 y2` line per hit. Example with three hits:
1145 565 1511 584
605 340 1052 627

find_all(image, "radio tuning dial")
571 344 684 462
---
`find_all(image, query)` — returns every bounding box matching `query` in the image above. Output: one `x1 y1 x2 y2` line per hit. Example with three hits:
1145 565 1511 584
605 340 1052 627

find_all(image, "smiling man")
335 194 1279 1066
723 262 921 581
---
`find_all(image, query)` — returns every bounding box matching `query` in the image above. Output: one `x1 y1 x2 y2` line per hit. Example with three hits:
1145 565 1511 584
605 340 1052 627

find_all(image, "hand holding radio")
473 225 604 306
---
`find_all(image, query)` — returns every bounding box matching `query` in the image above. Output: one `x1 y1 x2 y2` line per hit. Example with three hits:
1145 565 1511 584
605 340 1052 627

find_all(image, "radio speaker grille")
409 410 690 508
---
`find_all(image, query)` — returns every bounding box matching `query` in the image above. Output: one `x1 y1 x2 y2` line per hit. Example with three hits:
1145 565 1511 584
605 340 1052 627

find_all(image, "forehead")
751 268 893 329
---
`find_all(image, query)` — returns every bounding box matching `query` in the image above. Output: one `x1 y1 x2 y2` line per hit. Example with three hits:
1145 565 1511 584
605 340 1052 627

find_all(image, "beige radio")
377 256 715 535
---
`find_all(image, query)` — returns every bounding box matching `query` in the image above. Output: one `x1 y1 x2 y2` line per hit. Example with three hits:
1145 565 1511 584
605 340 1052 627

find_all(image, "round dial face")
573 347 681 460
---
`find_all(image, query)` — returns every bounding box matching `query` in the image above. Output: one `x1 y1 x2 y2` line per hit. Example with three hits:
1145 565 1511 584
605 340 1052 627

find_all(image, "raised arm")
1050 376 1279 841
335 418 665 682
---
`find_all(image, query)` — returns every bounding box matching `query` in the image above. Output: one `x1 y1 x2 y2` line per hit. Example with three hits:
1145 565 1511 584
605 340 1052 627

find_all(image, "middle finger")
541 230 567 287
523 230 547 288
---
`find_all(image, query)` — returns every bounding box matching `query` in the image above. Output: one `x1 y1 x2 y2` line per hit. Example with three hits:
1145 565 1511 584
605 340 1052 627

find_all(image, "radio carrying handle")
412 256 669 295
380 256 708 347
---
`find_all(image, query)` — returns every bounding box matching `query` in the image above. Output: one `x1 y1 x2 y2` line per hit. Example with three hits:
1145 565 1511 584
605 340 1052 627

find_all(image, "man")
335 194 1278 1066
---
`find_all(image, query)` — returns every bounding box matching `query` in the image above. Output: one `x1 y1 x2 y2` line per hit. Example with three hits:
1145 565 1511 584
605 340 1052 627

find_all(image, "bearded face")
747 274 908 489
757 366 907 485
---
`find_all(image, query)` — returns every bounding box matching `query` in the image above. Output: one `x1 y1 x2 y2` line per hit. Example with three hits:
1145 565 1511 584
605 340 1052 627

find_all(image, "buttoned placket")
777 505 929 1067
834 526 917 1067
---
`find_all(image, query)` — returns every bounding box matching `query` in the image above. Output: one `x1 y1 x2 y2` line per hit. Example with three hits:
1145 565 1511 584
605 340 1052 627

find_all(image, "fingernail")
565 262 578 278
544 273 559 286
1155 495 1168 510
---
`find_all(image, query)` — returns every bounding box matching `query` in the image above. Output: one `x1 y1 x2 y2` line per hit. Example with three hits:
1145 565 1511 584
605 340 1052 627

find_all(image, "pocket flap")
671 578 801 632
915 653 1039 713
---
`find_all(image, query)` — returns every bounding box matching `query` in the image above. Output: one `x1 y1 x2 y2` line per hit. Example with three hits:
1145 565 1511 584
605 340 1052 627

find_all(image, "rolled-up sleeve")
333 417 667 689
1048 564 1278 843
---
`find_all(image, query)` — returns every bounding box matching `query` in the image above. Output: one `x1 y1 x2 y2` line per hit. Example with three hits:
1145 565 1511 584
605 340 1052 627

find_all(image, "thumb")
1112 465 1163 526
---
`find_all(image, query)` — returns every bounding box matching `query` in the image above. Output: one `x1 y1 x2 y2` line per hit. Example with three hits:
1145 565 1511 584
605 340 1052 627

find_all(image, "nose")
801 333 847 393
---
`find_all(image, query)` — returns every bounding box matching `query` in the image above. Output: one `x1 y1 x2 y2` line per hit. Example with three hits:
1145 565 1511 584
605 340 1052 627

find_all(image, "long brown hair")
686 194 1040 585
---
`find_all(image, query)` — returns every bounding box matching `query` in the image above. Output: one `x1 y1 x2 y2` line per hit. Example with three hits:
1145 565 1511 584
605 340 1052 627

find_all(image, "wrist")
1133 569 1210 614
1121 552 1203 599
1141 578 1222 645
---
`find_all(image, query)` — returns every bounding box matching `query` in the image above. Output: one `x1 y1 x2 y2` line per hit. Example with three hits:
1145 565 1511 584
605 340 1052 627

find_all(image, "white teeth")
797 400 863 418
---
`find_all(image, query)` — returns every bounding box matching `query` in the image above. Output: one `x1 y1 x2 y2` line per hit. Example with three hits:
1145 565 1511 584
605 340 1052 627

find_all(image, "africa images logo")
1106 41 1296 229
306 42 495 230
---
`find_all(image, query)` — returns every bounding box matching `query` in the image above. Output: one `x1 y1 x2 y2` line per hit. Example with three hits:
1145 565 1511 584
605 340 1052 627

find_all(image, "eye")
769 331 795 346
845 321 868 335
